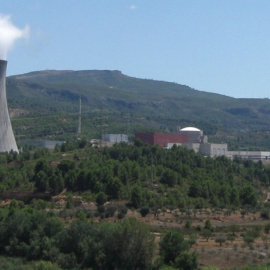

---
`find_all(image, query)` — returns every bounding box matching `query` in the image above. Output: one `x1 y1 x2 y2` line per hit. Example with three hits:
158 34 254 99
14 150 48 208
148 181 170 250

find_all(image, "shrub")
117 212 125 219
97 205 105 214
105 205 117 218
140 206 150 217
260 208 270 219
185 220 192 229
243 236 254 245
96 192 107 205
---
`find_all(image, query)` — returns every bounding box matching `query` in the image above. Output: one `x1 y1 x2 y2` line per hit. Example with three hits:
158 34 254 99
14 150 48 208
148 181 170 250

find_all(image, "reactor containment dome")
180 127 201 132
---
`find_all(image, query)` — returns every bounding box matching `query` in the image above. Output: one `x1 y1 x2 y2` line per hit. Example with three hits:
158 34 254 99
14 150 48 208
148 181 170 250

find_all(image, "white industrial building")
166 127 228 158
226 151 270 160
102 134 128 143
166 127 270 160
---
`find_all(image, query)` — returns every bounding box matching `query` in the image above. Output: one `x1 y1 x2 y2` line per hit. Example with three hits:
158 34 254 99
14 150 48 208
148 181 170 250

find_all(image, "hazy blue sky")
1 1 270 98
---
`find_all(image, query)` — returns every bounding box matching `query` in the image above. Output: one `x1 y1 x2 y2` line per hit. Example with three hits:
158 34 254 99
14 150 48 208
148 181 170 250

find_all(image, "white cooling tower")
0 60 18 152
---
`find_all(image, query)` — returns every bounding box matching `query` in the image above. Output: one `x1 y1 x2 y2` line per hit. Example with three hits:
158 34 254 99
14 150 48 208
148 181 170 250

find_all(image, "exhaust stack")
0 60 18 152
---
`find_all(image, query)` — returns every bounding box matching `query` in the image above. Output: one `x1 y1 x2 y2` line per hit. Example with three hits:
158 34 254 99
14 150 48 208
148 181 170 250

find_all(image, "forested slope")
0 141 268 212
6 69 270 133
0 142 270 268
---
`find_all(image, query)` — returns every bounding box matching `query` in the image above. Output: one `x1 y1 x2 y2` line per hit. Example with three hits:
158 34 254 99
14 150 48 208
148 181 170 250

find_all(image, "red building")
135 132 188 147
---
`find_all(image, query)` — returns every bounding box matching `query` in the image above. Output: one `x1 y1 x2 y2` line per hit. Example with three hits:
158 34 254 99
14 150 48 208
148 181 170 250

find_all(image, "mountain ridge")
5 69 270 135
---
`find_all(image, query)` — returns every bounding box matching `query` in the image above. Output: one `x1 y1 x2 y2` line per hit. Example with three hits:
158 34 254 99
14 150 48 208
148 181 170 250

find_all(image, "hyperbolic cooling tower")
0 60 18 152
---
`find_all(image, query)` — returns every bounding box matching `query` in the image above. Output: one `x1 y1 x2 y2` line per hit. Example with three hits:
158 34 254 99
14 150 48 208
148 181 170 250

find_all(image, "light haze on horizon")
1 0 270 99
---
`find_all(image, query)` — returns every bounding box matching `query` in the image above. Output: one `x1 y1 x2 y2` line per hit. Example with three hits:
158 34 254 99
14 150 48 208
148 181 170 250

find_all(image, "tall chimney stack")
0 60 18 152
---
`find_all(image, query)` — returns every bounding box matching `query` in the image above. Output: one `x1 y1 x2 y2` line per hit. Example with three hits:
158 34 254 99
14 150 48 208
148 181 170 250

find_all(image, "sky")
1 0 270 99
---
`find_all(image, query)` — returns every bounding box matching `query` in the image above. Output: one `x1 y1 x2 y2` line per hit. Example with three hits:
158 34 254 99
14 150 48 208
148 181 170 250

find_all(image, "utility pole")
96 106 108 147
126 114 130 138
77 96 81 137
149 155 155 189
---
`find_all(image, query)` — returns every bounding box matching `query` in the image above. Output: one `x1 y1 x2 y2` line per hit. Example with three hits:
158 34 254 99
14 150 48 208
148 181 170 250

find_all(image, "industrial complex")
135 127 270 161
0 60 269 161
135 127 227 157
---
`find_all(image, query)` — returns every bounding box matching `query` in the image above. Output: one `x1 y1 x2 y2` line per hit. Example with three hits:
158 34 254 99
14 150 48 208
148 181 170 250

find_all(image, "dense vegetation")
1 141 270 268
0 141 269 209
0 206 156 269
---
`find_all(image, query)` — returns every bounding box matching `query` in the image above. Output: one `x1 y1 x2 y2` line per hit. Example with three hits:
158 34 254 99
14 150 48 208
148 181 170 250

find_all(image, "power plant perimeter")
0 60 18 152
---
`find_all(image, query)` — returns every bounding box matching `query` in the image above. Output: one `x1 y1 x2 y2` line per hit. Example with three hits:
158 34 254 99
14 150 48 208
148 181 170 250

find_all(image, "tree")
34 159 51 174
78 139 87 148
35 170 49 192
117 205 128 219
56 220 100 267
240 184 257 206
227 234 235 244
76 211 87 222
229 223 239 236
96 192 107 205
188 235 197 247
49 171 64 194
246 226 261 239
33 261 61 270
102 218 155 270
160 168 178 187
57 159 75 176
264 223 270 234
43 216 64 237
140 206 150 217
174 251 198 270
230 187 240 206
64 170 77 190
107 177 123 199
243 236 254 245
204 219 213 231
201 229 213 242
66 194 74 209
130 185 143 208
185 220 192 229
240 209 247 219
160 230 189 264
215 236 226 246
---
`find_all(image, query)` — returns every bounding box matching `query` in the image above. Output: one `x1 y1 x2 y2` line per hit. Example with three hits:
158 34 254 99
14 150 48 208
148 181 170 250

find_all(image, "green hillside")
6 70 270 148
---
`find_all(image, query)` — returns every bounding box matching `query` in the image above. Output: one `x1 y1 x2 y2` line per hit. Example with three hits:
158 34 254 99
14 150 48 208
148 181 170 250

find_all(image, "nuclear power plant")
0 60 18 152
135 127 270 160
135 127 227 157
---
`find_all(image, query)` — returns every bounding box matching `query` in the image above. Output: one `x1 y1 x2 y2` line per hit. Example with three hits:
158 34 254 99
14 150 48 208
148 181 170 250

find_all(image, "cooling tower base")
0 60 18 153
